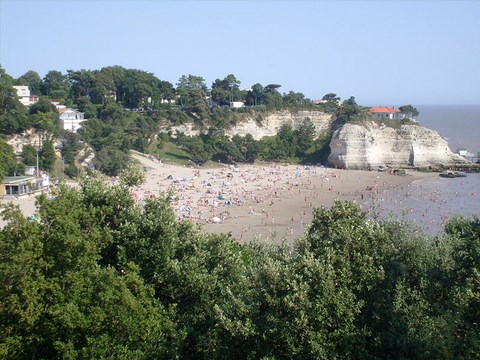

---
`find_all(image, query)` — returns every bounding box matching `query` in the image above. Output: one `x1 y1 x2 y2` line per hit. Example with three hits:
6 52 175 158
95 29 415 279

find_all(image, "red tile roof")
370 107 401 113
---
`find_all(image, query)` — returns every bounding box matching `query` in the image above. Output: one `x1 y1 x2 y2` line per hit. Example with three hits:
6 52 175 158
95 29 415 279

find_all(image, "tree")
176 75 210 119
67 69 96 101
318 93 341 113
22 144 38 166
40 70 70 98
399 104 419 118
0 138 19 180
31 112 57 137
211 74 241 106
322 93 340 102
16 70 42 95
246 83 264 106
277 123 297 157
296 117 316 155
0 67 30 134
283 91 306 109
29 97 58 115
336 96 361 123
118 163 146 188
177 135 211 164
0 183 175 358
264 84 283 110
40 139 56 172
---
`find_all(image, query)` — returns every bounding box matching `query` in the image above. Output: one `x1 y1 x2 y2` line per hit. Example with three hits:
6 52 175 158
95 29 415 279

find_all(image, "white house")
59 109 85 133
370 107 405 120
0 173 49 198
13 85 39 106
230 101 245 108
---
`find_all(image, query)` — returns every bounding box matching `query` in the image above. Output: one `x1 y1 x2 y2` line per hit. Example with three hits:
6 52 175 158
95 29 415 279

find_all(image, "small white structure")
230 101 245 108
370 107 405 120
24 166 36 175
59 109 85 133
0 173 49 198
13 86 39 106
51 101 67 112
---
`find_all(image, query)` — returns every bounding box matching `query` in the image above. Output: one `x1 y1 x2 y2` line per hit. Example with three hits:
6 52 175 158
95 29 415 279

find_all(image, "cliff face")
226 110 333 140
167 110 334 139
328 122 469 169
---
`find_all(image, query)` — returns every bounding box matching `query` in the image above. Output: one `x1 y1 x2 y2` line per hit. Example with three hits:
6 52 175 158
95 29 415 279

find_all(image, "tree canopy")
1 171 479 358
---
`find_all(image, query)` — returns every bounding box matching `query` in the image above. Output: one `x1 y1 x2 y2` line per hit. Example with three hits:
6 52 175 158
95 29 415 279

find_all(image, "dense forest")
1 168 479 359
1 65 409 178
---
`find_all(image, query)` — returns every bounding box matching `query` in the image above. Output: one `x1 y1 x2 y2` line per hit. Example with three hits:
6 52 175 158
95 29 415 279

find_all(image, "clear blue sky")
1 0 479 105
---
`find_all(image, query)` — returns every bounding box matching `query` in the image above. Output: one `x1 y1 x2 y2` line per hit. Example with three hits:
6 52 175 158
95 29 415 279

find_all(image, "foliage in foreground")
0 174 479 359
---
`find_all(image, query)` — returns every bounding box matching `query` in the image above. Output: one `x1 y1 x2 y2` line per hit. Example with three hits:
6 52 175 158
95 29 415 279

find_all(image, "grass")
147 140 193 166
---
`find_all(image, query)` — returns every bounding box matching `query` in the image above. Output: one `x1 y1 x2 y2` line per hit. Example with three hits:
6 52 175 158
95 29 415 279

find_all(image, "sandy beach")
1 153 437 242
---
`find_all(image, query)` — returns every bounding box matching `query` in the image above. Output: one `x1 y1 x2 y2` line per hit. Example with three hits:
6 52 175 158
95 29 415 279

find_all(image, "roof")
370 107 401 113
2 176 35 184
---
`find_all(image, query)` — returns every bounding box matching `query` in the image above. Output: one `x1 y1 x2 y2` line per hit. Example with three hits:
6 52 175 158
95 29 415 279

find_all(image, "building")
59 109 86 133
370 107 405 120
0 174 49 198
13 85 39 106
230 101 245 108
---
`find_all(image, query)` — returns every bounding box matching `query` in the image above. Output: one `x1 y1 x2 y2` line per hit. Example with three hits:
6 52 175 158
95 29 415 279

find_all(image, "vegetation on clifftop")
1 65 420 177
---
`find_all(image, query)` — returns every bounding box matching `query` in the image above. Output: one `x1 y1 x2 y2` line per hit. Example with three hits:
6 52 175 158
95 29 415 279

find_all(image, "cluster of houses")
13 86 86 133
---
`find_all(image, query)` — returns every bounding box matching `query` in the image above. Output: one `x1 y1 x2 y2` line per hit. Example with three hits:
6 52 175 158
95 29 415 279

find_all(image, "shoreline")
1 155 437 242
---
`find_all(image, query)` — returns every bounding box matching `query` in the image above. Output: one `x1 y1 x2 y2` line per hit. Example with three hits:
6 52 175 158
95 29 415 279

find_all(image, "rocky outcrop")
166 110 334 140
328 122 469 169
226 110 333 140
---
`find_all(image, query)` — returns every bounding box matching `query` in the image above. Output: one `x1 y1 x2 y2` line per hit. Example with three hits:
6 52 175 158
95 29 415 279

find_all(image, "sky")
1 0 479 105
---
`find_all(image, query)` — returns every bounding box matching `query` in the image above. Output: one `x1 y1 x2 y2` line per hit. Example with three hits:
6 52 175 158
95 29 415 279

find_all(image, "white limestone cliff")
226 110 333 140
328 121 469 169
166 110 334 139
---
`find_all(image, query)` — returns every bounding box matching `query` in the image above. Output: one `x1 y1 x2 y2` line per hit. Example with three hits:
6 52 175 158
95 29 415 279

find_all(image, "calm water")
367 173 480 235
369 105 480 234
416 104 480 158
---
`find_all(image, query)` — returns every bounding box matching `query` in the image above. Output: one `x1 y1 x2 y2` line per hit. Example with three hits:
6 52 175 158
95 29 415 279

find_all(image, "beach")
0 154 438 242
127 155 438 242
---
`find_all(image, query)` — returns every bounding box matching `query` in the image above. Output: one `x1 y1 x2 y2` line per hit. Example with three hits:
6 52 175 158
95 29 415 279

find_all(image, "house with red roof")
370 107 405 120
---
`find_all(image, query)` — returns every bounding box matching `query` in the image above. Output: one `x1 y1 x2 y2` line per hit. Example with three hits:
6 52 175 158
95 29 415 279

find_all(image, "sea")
369 105 480 235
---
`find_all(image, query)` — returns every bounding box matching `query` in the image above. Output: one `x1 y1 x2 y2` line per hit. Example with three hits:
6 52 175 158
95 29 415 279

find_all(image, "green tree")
29 97 58 115
277 122 297 157
318 93 340 112
41 70 70 98
337 96 361 123
283 90 306 109
16 70 42 95
322 93 340 102
39 139 56 172
22 144 38 166
246 83 264 106
211 74 241 106
399 104 419 118
0 66 29 134
0 183 176 359
296 117 316 155
264 84 283 110
67 69 96 101
176 74 210 119
177 135 211 164
31 112 57 137
0 138 19 180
